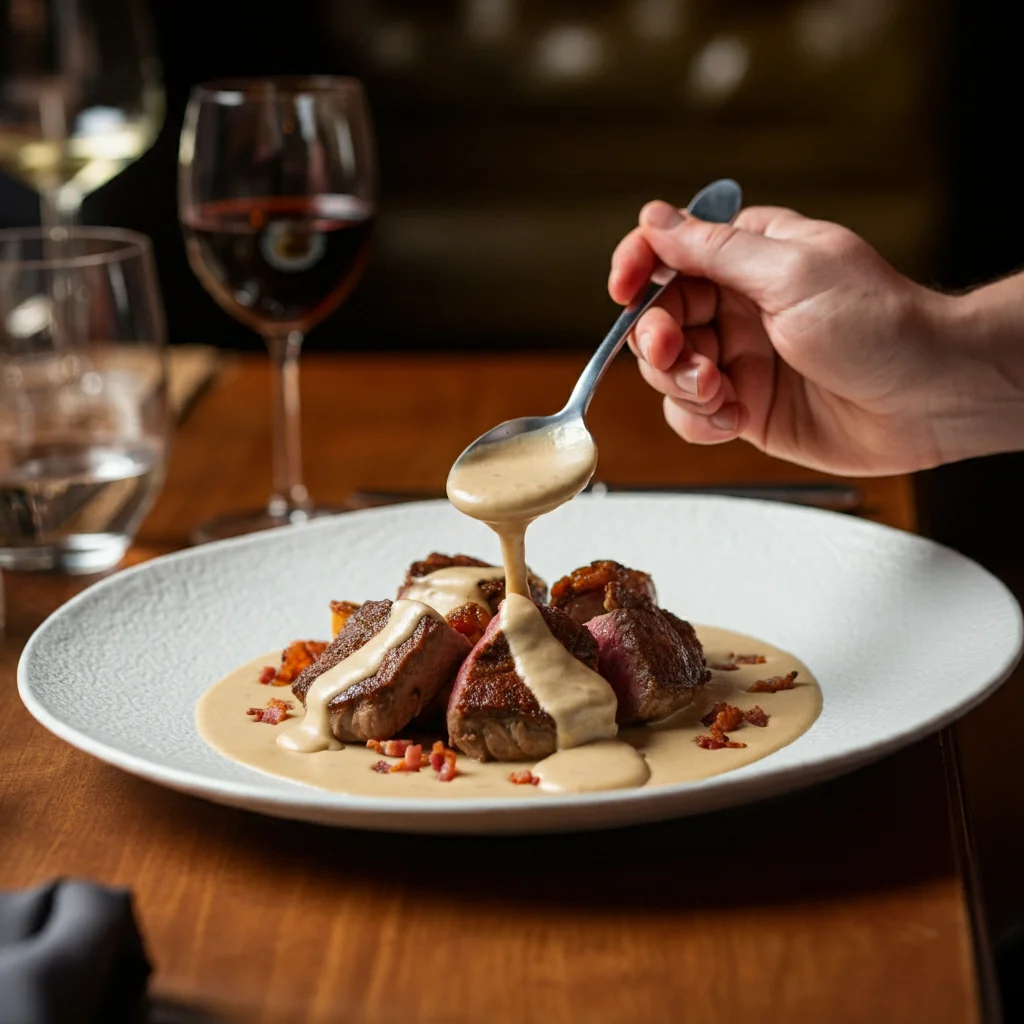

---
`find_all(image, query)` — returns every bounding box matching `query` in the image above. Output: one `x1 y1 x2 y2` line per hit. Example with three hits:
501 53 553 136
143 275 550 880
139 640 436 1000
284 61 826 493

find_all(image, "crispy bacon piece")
382 739 414 757
700 702 744 731
330 600 362 637
695 728 747 750
265 640 328 686
744 705 770 727
549 560 657 623
445 602 491 647
709 652 766 672
258 665 277 685
509 769 540 786
696 733 745 750
247 698 294 724
430 740 459 781
749 671 798 693
695 701 748 749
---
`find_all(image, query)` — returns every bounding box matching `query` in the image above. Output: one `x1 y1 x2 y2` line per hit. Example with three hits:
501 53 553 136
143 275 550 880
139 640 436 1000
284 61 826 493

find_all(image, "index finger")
608 226 658 305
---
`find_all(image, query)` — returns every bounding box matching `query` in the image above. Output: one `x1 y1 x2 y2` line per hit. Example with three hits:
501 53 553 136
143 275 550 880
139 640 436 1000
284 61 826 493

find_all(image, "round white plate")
18 495 1023 835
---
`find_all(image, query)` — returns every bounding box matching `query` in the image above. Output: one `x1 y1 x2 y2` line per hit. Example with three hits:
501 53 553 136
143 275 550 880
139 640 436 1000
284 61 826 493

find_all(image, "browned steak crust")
447 604 599 761
586 605 710 724
292 599 471 742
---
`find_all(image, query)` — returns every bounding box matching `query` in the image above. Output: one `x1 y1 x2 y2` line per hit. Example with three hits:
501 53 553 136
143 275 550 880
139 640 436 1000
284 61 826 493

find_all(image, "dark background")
0 0 1021 562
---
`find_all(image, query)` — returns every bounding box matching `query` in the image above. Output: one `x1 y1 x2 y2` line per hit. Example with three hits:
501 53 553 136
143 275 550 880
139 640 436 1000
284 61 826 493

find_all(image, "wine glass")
0 227 169 572
178 77 376 544
0 0 164 230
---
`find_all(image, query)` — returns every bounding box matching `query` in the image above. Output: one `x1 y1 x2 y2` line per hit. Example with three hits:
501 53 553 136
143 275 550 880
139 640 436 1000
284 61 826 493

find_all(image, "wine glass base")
189 505 348 546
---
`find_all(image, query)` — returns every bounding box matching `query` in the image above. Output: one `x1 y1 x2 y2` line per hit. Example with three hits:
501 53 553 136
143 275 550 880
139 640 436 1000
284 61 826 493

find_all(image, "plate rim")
17 495 1024 823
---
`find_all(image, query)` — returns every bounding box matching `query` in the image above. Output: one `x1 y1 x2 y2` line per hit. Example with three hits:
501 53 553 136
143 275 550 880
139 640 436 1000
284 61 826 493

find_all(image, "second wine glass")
178 77 376 543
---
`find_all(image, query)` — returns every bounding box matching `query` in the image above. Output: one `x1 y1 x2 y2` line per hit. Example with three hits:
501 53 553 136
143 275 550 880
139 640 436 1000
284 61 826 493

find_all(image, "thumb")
639 200 799 310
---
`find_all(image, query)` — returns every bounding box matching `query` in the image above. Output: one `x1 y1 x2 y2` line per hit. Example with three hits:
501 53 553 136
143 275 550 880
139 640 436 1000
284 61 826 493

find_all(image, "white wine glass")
0 0 164 230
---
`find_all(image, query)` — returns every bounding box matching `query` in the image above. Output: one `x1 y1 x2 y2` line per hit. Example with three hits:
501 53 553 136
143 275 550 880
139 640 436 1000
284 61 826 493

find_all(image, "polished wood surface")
1 354 980 1024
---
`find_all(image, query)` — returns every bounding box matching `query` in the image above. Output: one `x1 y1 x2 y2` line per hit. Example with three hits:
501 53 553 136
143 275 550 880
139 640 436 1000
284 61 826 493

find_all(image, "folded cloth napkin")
0 880 150 1024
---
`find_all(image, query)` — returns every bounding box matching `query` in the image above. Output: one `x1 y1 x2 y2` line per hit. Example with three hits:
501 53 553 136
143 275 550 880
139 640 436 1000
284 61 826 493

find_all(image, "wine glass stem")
265 328 310 519
40 185 82 353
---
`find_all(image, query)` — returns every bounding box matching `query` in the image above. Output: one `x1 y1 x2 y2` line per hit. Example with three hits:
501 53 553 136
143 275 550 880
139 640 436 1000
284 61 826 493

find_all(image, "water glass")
0 227 169 572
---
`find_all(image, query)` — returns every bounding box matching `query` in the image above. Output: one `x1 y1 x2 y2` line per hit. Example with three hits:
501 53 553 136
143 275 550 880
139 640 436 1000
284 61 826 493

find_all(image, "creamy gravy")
196 626 822 799
402 565 505 617
276 599 439 753
501 593 617 748
447 424 597 597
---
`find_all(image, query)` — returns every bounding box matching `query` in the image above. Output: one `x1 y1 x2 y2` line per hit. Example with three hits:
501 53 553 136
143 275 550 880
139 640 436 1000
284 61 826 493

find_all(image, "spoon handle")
566 179 743 417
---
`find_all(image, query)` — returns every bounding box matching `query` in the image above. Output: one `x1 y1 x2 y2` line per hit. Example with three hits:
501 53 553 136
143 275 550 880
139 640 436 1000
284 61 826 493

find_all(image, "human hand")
609 202 963 476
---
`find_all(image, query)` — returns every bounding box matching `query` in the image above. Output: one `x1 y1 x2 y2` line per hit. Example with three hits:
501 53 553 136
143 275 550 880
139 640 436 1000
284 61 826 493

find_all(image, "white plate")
18 496 1023 835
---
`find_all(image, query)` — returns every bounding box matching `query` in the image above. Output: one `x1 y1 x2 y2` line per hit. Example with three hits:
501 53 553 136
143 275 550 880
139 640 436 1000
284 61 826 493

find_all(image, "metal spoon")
449 179 743 462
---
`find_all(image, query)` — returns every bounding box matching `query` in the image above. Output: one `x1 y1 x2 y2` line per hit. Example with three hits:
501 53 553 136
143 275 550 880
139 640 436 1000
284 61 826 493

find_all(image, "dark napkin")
0 880 150 1024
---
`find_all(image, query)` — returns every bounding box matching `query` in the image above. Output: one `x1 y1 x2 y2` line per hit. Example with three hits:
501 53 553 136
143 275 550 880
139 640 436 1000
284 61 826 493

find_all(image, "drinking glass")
0 0 164 230
178 77 376 544
0 227 169 572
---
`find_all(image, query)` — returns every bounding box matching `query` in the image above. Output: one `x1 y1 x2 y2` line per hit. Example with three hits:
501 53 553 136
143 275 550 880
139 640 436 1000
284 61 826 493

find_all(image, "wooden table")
1 354 991 1023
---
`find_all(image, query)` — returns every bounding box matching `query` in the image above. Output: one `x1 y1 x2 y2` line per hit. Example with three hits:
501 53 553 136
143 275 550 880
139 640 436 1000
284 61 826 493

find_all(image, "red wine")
182 195 374 333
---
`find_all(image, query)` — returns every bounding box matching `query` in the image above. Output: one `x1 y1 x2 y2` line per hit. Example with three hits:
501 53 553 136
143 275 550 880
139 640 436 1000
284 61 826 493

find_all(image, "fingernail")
642 201 684 231
711 405 738 432
637 331 652 361
674 364 700 396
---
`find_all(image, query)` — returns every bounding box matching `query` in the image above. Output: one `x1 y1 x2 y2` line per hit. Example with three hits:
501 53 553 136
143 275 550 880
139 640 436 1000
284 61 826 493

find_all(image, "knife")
346 482 862 513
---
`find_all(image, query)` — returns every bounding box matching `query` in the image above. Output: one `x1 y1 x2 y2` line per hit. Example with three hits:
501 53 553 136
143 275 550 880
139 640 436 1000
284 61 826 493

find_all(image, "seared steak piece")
398 552 548 611
292 599 472 742
586 606 709 723
447 603 600 761
550 560 657 624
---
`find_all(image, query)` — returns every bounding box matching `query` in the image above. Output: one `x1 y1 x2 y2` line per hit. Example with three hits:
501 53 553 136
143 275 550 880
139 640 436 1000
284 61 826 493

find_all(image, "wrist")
921 280 1024 465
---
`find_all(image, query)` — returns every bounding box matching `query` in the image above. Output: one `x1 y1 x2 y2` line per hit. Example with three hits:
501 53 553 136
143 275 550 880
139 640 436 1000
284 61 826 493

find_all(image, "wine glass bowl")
0 0 164 228
178 77 376 544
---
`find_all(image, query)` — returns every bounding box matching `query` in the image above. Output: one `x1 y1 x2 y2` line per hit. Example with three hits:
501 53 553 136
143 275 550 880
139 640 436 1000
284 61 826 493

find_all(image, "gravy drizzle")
402 565 505 617
277 599 439 753
448 422 650 791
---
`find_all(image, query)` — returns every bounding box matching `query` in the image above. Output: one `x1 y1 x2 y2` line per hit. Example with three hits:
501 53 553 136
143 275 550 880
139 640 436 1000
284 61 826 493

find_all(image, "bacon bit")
509 769 540 786
382 739 413 757
733 653 767 665
404 744 423 770
427 741 459 781
262 640 328 686
700 702 743 729
749 671 798 694
330 600 362 636
246 698 294 724
744 705 770 727
445 602 491 647
365 739 383 753
695 702 748 749
371 760 393 774
709 661 740 672
695 729 747 750
258 665 277 685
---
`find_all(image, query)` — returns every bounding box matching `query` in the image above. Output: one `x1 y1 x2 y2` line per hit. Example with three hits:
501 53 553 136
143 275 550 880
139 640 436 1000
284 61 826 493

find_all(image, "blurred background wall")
2 0 956 352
